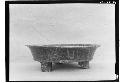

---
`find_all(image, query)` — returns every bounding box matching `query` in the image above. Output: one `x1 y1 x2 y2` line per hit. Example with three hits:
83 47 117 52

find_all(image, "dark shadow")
52 62 81 71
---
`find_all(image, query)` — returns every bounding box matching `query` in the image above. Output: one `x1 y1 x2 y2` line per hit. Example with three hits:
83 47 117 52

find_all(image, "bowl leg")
40 62 52 72
78 61 89 69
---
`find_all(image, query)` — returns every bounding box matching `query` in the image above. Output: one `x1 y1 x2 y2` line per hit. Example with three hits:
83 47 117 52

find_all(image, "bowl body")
26 44 100 62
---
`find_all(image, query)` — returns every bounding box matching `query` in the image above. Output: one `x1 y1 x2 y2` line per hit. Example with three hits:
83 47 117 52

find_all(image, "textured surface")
27 44 99 71
27 44 100 62
40 62 52 72
78 61 89 69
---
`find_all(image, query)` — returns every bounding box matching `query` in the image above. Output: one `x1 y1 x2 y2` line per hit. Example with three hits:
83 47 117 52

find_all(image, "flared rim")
25 44 100 48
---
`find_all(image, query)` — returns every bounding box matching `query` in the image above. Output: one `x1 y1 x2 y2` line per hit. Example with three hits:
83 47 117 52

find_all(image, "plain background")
2 0 125 82
9 3 116 81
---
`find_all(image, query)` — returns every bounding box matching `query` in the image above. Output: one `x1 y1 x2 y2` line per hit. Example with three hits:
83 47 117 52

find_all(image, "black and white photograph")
5 0 118 82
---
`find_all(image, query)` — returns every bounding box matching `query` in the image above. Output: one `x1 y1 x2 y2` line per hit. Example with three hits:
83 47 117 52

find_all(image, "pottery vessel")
26 44 100 72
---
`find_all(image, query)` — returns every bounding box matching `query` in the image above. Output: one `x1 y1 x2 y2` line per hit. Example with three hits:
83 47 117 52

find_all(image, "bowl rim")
25 44 100 48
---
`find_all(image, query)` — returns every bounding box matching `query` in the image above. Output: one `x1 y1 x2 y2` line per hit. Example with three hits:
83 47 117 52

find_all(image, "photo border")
5 0 119 82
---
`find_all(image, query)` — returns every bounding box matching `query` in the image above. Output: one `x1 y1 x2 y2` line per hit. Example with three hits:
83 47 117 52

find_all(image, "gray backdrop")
9 4 116 81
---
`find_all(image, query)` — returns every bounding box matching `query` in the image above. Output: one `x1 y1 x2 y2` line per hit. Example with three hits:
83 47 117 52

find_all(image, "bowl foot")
40 62 52 72
78 61 89 69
